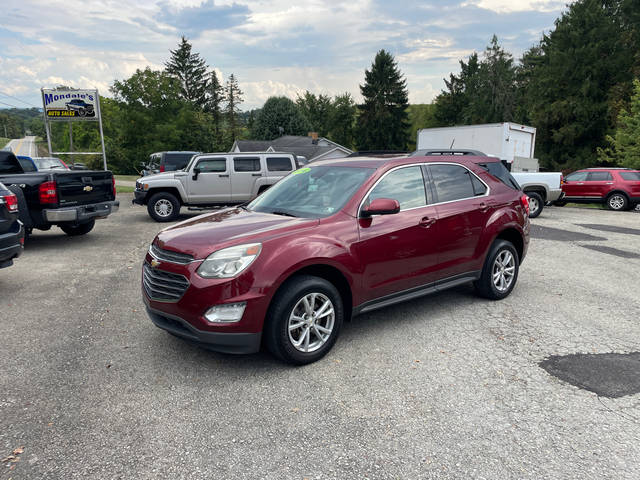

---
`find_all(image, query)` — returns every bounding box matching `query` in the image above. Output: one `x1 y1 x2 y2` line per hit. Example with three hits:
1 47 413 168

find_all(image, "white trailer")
417 123 538 172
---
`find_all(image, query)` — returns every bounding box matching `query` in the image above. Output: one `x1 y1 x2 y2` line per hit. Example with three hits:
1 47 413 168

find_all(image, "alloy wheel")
608 195 625 210
288 293 335 353
154 199 173 217
492 250 516 292
528 196 539 216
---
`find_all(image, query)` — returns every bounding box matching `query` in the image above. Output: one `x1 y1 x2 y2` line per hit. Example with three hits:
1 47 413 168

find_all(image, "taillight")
1 194 18 212
560 175 564 186
112 176 116 197
39 181 58 204
159 165 165 172
520 194 530 216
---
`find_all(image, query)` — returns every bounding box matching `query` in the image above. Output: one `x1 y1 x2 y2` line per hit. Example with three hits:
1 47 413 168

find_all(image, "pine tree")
327 93 356 148
598 78 640 168
165 36 208 107
224 74 244 142
205 70 224 145
355 50 410 150
296 91 333 137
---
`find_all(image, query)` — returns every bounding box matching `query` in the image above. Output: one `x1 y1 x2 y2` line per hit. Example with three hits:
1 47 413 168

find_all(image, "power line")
0 99 22 109
0 91 39 109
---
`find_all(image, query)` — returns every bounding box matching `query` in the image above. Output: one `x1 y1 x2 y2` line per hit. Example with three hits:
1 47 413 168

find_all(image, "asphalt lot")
2 195 639 479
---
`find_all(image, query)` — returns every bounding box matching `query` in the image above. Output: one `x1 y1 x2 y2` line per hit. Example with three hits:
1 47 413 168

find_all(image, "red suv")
143 155 530 364
557 168 640 210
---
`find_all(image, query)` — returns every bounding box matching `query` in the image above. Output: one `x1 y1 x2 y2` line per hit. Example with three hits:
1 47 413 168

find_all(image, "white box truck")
416 123 564 218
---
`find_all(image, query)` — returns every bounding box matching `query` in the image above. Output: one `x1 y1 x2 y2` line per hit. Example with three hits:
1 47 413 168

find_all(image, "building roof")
232 135 352 160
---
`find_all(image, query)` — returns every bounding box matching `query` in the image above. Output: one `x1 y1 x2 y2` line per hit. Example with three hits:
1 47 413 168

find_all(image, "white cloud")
460 0 572 14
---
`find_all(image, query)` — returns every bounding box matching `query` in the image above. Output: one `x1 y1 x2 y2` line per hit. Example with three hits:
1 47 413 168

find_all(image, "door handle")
218 174 229 178
251 173 262 177
419 217 436 228
474 202 491 212
606 182 613 185
577 182 584 185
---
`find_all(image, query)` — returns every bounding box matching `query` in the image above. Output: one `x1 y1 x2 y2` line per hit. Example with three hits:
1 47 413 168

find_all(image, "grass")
116 186 135 193
115 175 139 182
0 137 10 148
565 203 606 210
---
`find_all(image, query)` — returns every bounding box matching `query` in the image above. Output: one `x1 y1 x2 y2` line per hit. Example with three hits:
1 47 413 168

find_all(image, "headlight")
197 243 262 278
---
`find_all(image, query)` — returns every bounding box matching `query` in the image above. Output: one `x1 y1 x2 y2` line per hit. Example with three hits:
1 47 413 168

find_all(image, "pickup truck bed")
0 151 119 237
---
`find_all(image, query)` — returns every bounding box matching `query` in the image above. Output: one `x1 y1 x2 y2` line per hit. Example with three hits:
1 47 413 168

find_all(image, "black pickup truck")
0 180 24 268
0 151 119 237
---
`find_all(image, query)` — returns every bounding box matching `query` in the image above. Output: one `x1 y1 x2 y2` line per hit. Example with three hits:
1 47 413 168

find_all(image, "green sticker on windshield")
292 167 311 175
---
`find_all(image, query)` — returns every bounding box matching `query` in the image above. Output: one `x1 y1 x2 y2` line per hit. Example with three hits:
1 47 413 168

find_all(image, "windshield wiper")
270 210 297 217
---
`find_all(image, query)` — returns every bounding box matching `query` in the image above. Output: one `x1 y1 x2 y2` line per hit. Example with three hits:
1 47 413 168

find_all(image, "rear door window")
234 157 261 172
266 157 293 172
367 166 427 210
429 164 484 203
587 171 612 181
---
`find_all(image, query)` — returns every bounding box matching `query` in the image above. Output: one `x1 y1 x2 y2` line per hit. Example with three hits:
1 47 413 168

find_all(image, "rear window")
620 172 640 181
478 161 520 189
267 157 293 172
18 158 37 172
587 171 612 181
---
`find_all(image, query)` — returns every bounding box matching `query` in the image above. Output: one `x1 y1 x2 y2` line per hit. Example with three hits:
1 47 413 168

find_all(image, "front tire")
606 193 628 211
474 239 520 300
526 192 544 218
264 275 344 365
147 192 180 222
60 219 95 236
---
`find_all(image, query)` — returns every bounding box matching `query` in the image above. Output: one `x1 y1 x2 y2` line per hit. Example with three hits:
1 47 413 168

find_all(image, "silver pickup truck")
511 171 564 218
133 152 298 221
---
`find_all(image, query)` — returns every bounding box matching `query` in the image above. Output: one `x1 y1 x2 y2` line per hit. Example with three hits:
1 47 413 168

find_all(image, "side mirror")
361 198 400 217
192 167 201 181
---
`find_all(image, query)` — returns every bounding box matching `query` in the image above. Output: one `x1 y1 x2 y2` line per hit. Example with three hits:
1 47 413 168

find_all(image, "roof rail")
410 149 487 157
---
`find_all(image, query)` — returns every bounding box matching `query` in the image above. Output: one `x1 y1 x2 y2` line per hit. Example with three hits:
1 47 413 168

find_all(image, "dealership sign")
42 89 97 120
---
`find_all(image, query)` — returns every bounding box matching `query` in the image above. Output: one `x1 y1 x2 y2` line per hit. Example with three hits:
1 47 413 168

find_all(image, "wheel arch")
521 185 547 202
494 227 524 262
147 187 184 205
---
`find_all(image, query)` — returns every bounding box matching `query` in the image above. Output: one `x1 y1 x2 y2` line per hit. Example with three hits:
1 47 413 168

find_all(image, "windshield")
34 158 66 170
248 166 375 218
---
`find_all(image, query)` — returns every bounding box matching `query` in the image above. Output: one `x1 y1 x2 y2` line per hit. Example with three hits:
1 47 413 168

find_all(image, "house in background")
230 134 353 163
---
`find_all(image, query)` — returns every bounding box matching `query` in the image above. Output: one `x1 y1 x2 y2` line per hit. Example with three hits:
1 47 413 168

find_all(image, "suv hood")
141 171 187 182
155 207 319 259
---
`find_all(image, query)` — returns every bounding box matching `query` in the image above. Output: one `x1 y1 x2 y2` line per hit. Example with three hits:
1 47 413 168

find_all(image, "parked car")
0 151 119 238
556 168 640 210
0 181 24 268
65 99 94 116
134 152 299 222
32 157 70 171
142 154 530 364
148 151 201 173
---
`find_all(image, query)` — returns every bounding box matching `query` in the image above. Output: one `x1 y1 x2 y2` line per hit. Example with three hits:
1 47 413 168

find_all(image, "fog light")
204 302 246 323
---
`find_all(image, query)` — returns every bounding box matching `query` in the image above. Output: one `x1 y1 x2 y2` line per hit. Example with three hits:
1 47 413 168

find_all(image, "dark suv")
557 168 640 210
0 181 24 268
142 155 530 364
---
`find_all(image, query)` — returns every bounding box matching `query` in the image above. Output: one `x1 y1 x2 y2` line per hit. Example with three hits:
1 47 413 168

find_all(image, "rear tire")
474 239 520 300
147 192 180 222
264 275 344 365
60 219 95 236
606 193 628 211
526 192 544 218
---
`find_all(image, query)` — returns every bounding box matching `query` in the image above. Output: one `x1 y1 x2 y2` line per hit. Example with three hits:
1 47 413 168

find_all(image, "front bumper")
0 220 24 268
133 190 147 205
146 306 262 354
44 200 119 223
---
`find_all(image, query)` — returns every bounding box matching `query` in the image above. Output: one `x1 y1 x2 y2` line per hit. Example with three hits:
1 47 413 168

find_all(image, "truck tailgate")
56 171 115 206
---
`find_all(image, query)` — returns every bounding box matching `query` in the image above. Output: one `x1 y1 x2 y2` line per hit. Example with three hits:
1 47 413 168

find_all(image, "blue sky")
0 0 573 110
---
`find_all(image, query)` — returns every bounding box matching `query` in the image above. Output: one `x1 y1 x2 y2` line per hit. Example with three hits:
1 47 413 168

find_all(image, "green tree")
355 49 410 150
327 93 356 148
406 104 438 150
523 0 635 170
296 91 333 137
598 78 640 168
434 53 481 126
251 96 311 140
205 70 225 147
165 36 208 107
224 73 244 143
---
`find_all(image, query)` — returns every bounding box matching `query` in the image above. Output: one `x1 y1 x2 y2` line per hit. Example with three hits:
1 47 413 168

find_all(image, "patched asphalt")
1 199 640 479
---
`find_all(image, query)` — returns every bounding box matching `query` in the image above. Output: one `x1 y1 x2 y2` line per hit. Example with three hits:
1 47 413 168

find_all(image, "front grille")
143 262 189 302
150 243 194 264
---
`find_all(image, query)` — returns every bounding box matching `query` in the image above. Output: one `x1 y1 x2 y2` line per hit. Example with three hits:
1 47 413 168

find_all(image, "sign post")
41 88 107 170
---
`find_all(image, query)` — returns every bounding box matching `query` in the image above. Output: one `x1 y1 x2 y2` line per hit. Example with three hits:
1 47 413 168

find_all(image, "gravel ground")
1 196 639 479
